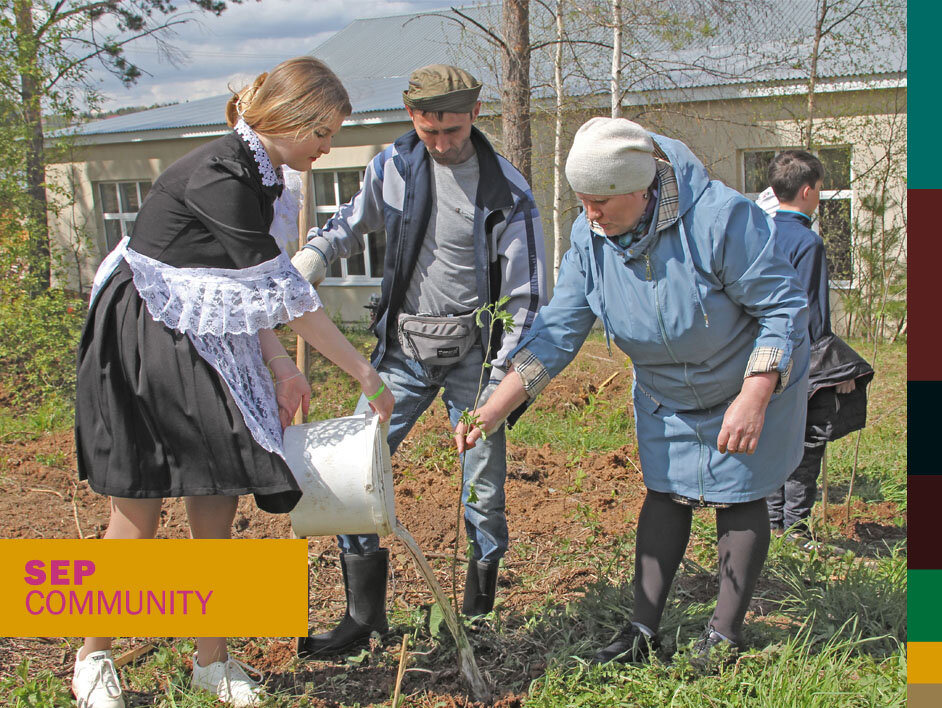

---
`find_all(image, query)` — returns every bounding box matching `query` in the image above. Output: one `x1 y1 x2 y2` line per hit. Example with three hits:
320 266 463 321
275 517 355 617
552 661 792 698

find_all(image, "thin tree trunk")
804 0 827 149
501 0 532 182
611 0 622 118
15 0 51 292
552 0 566 283
294 171 312 425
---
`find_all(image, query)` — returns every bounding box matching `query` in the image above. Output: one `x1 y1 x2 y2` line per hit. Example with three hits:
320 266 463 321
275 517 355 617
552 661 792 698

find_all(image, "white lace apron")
90 239 321 458
88 120 318 459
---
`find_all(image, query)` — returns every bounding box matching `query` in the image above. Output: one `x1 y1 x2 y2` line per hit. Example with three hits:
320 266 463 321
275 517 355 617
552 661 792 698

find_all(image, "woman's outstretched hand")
455 408 493 453
454 371 529 453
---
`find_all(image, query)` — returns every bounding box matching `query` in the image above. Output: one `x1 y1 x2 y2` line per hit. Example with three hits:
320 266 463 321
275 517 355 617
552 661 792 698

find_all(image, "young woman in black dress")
72 57 394 708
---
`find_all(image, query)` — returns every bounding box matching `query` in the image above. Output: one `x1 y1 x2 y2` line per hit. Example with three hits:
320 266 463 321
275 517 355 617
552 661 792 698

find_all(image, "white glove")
291 246 328 287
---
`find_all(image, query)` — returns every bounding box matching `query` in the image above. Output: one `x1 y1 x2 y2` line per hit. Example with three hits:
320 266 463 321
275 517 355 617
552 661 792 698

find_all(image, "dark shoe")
689 626 738 672
462 559 499 617
297 549 389 659
594 623 659 664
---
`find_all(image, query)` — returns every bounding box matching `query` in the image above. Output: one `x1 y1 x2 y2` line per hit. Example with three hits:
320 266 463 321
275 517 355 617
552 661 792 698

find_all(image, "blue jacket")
773 210 832 343
306 127 547 370
514 134 811 502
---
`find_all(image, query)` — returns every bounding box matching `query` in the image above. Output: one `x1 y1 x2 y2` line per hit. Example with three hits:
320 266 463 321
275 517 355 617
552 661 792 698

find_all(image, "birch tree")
0 0 251 292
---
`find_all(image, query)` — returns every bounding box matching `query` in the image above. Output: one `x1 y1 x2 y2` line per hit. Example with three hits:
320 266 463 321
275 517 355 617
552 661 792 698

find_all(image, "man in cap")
293 64 547 657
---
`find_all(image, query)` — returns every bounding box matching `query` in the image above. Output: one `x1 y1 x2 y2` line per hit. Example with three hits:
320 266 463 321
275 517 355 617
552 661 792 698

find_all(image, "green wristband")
366 382 386 401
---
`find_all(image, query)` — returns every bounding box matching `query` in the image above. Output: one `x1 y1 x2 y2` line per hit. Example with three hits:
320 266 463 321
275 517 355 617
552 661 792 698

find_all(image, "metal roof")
66 0 905 139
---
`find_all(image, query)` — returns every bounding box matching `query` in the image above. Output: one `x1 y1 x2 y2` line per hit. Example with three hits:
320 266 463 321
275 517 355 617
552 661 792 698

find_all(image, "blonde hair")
225 57 352 140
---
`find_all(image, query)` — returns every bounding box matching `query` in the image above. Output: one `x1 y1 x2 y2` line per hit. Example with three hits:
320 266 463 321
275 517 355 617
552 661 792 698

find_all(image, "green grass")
508 397 634 458
0 336 906 706
526 630 905 707
0 396 74 440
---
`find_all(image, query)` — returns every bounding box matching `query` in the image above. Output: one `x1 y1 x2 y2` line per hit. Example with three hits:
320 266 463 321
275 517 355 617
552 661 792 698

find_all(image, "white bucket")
283 413 396 538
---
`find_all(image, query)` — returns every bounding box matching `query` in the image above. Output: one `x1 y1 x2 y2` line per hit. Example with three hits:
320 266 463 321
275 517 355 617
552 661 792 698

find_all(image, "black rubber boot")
297 549 389 658
462 559 499 617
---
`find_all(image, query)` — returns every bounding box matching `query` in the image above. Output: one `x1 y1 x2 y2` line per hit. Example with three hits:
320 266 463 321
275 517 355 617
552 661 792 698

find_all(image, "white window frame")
313 169 384 286
98 180 151 250
741 147 853 288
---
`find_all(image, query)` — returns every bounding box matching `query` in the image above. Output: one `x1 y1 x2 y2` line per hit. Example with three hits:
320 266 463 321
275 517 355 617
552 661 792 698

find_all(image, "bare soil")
0 339 905 706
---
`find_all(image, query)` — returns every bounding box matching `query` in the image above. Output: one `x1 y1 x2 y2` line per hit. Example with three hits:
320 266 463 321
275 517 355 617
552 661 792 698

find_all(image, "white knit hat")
565 117 656 195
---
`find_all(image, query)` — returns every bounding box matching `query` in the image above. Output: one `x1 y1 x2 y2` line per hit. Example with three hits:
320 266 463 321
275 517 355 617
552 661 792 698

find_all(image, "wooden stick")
71 483 85 540
29 487 63 497
294 171 313 426
392 632 411 708
596 371 619 394
845 428 863 523
113 642 156 668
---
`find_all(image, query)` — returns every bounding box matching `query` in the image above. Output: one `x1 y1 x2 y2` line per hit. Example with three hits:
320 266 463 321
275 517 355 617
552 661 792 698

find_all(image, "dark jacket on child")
771 210 874 445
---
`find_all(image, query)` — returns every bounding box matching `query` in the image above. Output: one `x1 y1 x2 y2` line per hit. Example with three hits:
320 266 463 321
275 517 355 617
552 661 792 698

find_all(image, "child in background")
764 150 856 540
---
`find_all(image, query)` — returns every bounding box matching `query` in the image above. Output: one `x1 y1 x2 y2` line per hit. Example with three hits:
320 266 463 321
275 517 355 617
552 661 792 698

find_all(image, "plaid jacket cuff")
744 346 791 392
511 348 551 401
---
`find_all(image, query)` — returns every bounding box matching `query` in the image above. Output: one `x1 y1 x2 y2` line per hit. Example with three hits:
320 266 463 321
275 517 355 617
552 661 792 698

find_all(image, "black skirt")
75 261 300 513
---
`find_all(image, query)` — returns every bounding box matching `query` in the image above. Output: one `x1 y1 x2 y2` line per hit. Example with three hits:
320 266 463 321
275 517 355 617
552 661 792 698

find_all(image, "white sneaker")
72 649 125 708
191 653 265 707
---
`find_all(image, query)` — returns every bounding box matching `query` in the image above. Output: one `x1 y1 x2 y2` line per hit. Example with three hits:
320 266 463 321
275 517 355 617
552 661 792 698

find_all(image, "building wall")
48 85 906 338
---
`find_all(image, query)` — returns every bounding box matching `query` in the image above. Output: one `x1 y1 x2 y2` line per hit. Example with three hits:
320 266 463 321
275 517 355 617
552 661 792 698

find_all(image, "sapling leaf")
428 601 445 639
466 482 479 504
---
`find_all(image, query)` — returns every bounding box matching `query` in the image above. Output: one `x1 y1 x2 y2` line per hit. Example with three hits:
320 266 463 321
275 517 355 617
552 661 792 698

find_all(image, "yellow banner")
0 539 309 637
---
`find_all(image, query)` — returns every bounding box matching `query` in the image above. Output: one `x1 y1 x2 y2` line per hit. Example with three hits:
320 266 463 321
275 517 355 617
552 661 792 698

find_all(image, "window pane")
819 147 851 190
819 198 852 281
140 181 152 200
313 172 335 206
743 150 776 193
103 219 123 249
346 252 366 276
123 218 136 238
119 182 140 212
368 230 386 278
337 170 361 204
99 183 119 213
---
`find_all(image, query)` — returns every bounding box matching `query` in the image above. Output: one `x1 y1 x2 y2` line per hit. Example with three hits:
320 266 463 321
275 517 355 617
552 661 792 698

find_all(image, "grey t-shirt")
402 153 480 316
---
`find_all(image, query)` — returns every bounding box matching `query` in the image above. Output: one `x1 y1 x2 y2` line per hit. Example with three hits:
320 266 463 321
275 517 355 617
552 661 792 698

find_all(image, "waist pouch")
398 311 479 366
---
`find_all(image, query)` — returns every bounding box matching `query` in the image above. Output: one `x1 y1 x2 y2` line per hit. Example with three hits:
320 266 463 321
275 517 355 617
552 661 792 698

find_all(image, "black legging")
632 489 770 644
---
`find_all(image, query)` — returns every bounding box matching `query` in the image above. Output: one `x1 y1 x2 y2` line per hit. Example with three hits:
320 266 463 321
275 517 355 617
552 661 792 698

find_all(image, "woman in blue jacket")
455 117 809 667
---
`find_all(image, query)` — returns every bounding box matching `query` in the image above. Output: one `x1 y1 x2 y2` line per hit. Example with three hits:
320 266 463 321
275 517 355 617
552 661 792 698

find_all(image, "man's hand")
835 379 856 395
291 246 328 286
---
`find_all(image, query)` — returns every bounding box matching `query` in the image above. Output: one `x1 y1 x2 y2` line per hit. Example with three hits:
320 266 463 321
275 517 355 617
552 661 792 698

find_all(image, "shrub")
0 285 86 407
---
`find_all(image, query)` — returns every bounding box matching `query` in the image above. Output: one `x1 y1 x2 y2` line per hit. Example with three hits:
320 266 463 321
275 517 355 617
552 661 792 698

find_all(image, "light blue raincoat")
513 134 810 503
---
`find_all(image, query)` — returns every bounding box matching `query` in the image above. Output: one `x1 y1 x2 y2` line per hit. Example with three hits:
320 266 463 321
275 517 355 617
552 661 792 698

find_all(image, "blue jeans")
766 442 825 531
338 340 508 563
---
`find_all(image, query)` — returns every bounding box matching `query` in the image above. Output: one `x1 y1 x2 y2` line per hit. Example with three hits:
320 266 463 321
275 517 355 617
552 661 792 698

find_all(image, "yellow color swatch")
0 539 309 637
909 642 942 685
